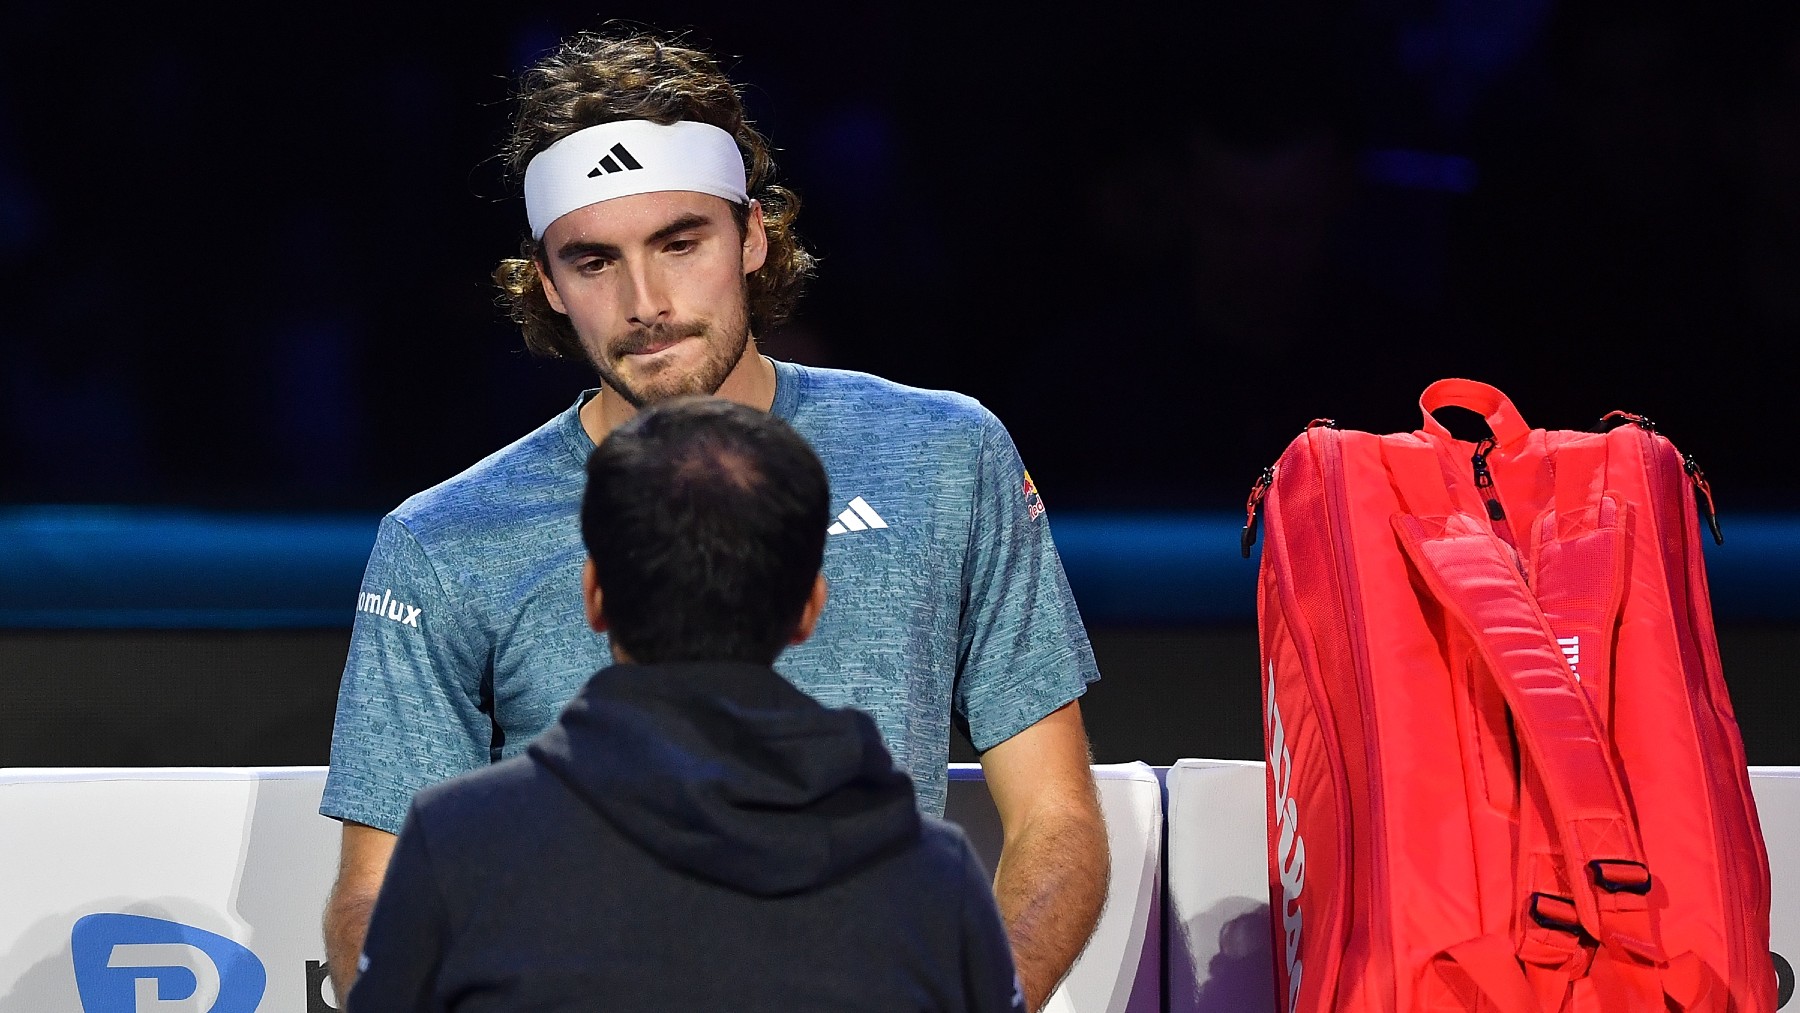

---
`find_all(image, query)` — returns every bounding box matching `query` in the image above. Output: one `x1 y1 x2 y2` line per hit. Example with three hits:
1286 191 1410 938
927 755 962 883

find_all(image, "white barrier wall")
5 763 1792 1012
0 764 1161 1013
950 763 1163 1013
1162 760 1800 1011
1163 759 1272 1013
0 768 342 1013
1760 769 1800 1008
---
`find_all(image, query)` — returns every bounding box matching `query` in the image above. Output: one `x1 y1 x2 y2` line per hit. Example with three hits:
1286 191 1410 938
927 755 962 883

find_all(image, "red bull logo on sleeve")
1022 471 1046 521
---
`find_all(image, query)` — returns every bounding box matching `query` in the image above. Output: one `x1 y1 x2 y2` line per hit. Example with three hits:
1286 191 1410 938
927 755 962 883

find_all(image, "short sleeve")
321 515 491 834
347 802 450 1013
954 412 1100 752
954 830 1028 1013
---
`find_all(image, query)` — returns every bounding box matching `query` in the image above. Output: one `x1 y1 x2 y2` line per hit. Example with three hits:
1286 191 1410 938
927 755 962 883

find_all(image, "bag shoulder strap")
1391 511 1651 941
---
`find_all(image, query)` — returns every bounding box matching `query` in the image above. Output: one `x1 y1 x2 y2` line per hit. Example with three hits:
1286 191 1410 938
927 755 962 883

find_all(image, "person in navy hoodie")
347 396 1026 1013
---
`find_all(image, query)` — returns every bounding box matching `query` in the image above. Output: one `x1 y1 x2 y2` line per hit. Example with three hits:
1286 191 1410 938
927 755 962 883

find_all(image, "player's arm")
319 515 490 999
980 700 1108 1012
341 806 452 1013
955 829 1029 1013
954 408 1105 1009
323 821 399 1001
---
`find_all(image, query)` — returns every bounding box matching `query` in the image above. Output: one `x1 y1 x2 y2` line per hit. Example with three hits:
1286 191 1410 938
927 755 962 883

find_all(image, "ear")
582 559 608 634
741 199 768 275
535 256 570 315
789 573 828 645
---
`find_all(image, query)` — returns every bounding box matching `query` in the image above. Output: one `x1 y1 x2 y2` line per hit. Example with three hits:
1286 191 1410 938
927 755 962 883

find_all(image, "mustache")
608 319 709 356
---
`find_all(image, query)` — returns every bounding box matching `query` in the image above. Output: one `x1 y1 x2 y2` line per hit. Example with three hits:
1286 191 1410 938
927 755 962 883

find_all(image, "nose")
622 258 672 327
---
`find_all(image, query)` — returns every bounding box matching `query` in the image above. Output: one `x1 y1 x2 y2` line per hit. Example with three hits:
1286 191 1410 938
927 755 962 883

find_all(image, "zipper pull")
1471 438 1507 522
1241 465 1275 558
1596 410 1657 433
1683 454 1724 545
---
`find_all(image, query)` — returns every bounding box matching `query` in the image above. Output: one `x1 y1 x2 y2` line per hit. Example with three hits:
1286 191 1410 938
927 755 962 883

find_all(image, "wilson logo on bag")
1267 662 1307 1013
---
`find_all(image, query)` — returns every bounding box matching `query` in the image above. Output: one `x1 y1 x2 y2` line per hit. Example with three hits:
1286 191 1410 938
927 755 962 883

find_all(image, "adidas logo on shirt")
586 143 644 177
827 496 888 535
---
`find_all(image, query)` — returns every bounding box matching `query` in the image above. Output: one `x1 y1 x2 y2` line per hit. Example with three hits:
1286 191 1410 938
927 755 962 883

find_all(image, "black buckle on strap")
1588 859 1652 895
1528 892 1582 934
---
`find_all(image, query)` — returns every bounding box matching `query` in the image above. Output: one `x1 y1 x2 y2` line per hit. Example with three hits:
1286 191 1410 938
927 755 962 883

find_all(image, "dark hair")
581 397 829 664
494 30 816 357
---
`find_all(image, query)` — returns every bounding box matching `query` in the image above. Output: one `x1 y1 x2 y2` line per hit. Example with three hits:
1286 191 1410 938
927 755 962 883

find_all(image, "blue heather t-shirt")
322 360 1099 832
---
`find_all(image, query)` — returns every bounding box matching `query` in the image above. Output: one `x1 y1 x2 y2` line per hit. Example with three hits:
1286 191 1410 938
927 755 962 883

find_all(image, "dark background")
4 0 1798 512
2 1 1797 768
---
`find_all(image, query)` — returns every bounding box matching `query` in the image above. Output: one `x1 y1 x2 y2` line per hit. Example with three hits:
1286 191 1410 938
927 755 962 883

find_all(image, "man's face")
538 191 767 407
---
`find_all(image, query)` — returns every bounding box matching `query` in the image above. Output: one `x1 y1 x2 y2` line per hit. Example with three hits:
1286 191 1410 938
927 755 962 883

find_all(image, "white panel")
946 763 1162 1013
1751 767 1800 1008
0 768 341 1012
8 762 1790 1012
1164 759 1273 1013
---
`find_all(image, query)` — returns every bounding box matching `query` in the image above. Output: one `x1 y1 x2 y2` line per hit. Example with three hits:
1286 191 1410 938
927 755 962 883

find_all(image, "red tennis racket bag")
1248 379 1773 1012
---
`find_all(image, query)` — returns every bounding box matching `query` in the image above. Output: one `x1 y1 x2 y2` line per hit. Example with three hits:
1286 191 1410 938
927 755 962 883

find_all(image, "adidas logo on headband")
586 143 644 178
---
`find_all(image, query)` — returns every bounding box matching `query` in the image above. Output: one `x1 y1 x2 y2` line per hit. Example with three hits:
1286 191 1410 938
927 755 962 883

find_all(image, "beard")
587 294 751 409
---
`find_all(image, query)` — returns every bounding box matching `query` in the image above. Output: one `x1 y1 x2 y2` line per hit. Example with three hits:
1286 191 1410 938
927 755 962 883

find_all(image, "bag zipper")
1243 421 1335 558
1469 438 1508 524
1242 465 1275 559
1646 430 1751 996
1601 410 1724 546
1682 454 1724 545
1470 438 1525 577
1319 428 1392 997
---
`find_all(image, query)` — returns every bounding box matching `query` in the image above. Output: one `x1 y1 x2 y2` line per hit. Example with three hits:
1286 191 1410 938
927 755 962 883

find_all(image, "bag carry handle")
1420 379 1532 450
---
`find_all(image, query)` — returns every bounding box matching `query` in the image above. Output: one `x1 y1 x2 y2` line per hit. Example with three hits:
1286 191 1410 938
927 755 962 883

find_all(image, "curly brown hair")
492 30 815 359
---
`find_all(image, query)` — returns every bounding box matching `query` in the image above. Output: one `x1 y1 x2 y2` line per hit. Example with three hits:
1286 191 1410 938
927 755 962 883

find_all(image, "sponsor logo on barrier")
71 914 265 1013
1266 662 1306 1013
305 960 342 1012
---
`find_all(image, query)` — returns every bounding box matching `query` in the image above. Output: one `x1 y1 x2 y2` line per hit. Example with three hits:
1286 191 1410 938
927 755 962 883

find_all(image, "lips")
613 323 706 359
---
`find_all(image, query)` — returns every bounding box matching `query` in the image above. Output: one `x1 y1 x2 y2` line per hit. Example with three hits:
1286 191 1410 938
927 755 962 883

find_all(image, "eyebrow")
553 211 716 263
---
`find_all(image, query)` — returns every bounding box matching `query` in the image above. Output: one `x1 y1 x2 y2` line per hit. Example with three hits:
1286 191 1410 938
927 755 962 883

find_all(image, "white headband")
523 120 749 238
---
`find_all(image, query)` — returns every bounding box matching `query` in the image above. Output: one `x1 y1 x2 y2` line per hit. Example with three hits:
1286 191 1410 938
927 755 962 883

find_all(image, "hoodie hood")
528 662 921 897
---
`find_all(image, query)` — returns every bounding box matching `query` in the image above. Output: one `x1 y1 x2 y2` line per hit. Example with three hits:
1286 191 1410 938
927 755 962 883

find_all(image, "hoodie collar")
528 661 921 897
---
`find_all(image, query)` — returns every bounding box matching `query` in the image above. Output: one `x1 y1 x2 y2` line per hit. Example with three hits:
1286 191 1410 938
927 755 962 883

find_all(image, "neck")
579 341 776 444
